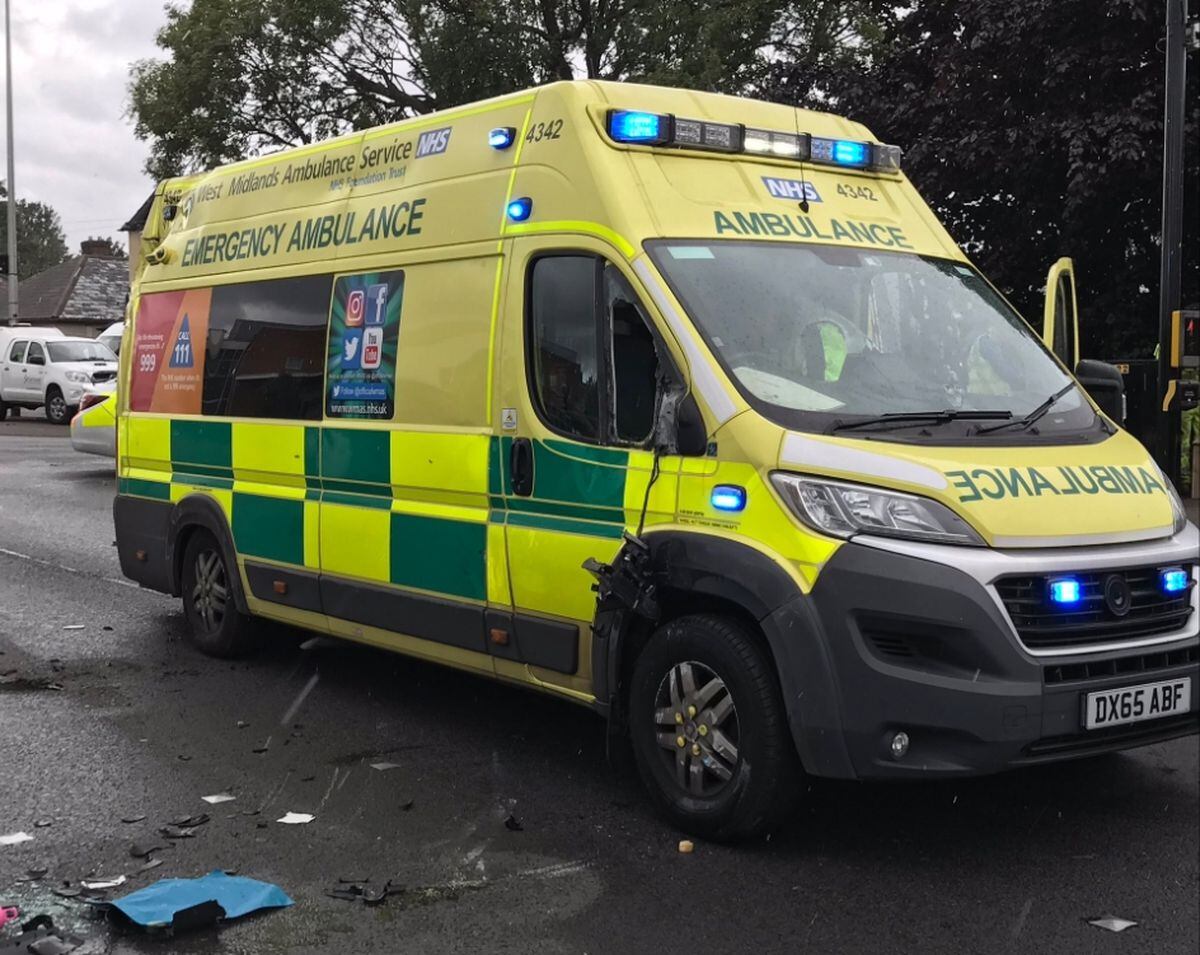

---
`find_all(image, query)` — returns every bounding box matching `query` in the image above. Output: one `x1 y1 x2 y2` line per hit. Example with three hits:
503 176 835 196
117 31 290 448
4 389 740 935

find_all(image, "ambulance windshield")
647 240 1100 441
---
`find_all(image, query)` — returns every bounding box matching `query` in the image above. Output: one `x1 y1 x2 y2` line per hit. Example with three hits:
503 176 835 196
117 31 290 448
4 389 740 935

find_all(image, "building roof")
18 254 128 325
121 192 156 233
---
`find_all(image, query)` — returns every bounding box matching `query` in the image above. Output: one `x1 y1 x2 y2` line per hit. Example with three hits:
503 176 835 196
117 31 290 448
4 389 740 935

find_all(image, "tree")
0 183 70 279
812 0 1199 358
128 0 803 178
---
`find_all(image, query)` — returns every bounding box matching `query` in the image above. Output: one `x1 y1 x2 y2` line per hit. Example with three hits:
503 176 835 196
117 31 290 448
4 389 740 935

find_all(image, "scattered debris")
503 814 523 832
171 814 210 829
276 812 314 825
50 888 80 900
324 879 400 907
0 906 19 930
399 799 415 812
0 915 83 955
33 820 52 829
80 876 126 891
236 720 249 729
0 832 33 846
107 871 292 932
130 842 166 860
678 840 695 854
300 775 315 782
157 826 196 840
201 794 236 805
369 762 401 771
23 869 48 881
137 859 164 874
102 626 113 632
176 754 192 762
252 740 271 754
1088 915 1138 933
62 625 85 631
120 815 147 825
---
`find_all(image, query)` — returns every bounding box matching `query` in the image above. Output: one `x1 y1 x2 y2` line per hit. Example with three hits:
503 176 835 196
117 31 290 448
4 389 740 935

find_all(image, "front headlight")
65 370 92 384
770 473 986 546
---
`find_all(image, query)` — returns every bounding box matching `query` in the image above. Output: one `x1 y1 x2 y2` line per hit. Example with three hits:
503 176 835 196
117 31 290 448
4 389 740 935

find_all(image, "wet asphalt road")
0 421 1197 954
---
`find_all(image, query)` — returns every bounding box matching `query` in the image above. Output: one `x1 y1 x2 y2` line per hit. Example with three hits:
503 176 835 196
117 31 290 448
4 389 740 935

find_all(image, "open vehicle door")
1043 257 1080 369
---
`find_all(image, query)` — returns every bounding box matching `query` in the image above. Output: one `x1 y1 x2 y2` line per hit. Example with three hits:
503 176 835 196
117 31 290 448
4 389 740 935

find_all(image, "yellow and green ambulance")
114 81 1198 839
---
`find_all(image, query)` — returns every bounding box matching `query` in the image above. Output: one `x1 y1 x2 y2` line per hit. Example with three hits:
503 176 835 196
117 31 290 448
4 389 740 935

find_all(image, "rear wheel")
629 614 800 841
181 530 258 658
45 387 73 424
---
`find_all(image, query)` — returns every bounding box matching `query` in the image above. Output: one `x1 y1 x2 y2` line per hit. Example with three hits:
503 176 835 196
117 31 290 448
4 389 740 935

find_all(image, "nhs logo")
416 127 452 158
762 176 822 203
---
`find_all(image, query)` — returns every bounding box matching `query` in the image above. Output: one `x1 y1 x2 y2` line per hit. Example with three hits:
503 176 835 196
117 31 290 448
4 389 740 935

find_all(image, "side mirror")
1075 359 1125 426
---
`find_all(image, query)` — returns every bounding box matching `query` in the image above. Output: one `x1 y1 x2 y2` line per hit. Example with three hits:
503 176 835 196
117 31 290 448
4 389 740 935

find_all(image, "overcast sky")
4 0 171 255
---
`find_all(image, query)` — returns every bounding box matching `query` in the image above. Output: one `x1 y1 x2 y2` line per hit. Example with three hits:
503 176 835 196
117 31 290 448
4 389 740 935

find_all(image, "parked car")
97 321 125 356
0 332 118 424
70 384 117 457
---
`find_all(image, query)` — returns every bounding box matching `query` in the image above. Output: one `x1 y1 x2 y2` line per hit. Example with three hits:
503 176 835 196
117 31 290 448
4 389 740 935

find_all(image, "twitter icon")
342 329 363 370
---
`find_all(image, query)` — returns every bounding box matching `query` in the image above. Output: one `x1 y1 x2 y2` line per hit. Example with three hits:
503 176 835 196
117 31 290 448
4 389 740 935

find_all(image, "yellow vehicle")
114 81 1198 839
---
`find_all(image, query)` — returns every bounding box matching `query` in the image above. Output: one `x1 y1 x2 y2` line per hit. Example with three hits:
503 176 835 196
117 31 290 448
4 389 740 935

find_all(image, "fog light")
890 731 909 759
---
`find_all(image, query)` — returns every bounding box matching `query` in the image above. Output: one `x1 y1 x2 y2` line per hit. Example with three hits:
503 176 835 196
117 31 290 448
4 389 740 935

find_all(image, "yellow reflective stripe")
503 220 637 259
231 422 305 485
303 500 320 569
125 417 171 474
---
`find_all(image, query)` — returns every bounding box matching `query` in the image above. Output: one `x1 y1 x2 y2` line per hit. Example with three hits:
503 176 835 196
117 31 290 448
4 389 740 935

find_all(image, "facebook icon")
365 283 389 326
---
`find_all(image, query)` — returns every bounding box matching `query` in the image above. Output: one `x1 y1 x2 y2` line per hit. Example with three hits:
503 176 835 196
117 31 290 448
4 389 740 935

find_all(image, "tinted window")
528 256 601 441
203 275 331 419
26 342 45 365
8 341 26 362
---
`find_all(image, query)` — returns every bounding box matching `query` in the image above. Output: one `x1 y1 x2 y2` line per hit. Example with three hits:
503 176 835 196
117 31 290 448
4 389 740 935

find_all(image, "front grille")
1043 645 1198 684
92 370 116 383
996 564 1195 652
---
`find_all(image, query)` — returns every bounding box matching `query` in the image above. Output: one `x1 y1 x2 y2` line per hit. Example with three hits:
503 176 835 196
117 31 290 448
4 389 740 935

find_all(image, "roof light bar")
605 109 901 172
608 110 670 145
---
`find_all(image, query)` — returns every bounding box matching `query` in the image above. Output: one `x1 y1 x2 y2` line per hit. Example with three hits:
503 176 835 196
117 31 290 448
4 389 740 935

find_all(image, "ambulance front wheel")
181 529 258 658
629 613 800 841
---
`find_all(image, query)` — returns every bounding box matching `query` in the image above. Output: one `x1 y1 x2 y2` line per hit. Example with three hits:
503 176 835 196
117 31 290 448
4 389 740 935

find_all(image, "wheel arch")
168 494 250 614
591 532 838 756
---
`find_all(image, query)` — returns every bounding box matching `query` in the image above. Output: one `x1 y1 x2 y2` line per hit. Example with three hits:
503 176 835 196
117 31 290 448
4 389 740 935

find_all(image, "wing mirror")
1075 359 1126 426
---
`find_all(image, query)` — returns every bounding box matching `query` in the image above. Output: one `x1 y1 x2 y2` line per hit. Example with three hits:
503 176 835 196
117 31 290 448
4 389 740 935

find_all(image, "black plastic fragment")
171 900 226 935
504 813 524 832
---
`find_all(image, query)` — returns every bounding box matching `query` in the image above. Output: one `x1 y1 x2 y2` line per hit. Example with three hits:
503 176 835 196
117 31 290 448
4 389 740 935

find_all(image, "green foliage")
815 0 1199 357
0 186 70 279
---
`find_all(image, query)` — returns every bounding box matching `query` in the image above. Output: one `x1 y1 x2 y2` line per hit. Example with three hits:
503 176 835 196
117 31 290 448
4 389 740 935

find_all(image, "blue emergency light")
607 110 669 145
1047 577 1082 606
711 485 747 512
489 127 517 150
832 140 869 166
506 197 533 222
1161 567 1189 594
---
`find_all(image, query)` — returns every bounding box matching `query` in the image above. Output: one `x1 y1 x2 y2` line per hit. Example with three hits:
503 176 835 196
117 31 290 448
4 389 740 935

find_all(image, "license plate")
1084 678 1191 730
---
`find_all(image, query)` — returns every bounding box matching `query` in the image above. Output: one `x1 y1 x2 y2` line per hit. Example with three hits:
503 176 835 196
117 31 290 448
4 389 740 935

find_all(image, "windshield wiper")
974 383 1076 435
826 409 1013 435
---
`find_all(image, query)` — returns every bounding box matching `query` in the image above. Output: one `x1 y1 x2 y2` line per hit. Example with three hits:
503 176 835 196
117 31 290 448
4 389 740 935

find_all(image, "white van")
0 329 118 424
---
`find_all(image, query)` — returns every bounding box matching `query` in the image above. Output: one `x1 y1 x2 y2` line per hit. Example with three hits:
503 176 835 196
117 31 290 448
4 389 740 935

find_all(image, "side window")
203 274 331 420
26 342 45 365
8 341 26 363
1052 274 1073 364
528 256 602 442
527 254 665 447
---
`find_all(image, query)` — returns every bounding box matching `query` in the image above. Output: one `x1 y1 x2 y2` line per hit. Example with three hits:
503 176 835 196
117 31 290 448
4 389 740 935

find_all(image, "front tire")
45 387 73 424
181 530 258 658
629 614 800 841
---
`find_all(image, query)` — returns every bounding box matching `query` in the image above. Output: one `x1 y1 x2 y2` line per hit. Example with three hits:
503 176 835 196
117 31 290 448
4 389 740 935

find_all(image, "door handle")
510 437 534 497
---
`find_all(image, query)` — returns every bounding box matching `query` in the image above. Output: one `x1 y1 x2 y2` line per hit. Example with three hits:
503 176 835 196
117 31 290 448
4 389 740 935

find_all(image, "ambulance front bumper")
766 527 1200 780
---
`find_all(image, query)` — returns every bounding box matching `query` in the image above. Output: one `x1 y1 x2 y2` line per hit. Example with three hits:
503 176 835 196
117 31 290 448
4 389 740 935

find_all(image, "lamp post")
4 0 17 327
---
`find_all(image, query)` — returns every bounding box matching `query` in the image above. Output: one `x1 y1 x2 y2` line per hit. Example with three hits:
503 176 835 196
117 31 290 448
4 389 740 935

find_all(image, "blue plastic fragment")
110 871 293 927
